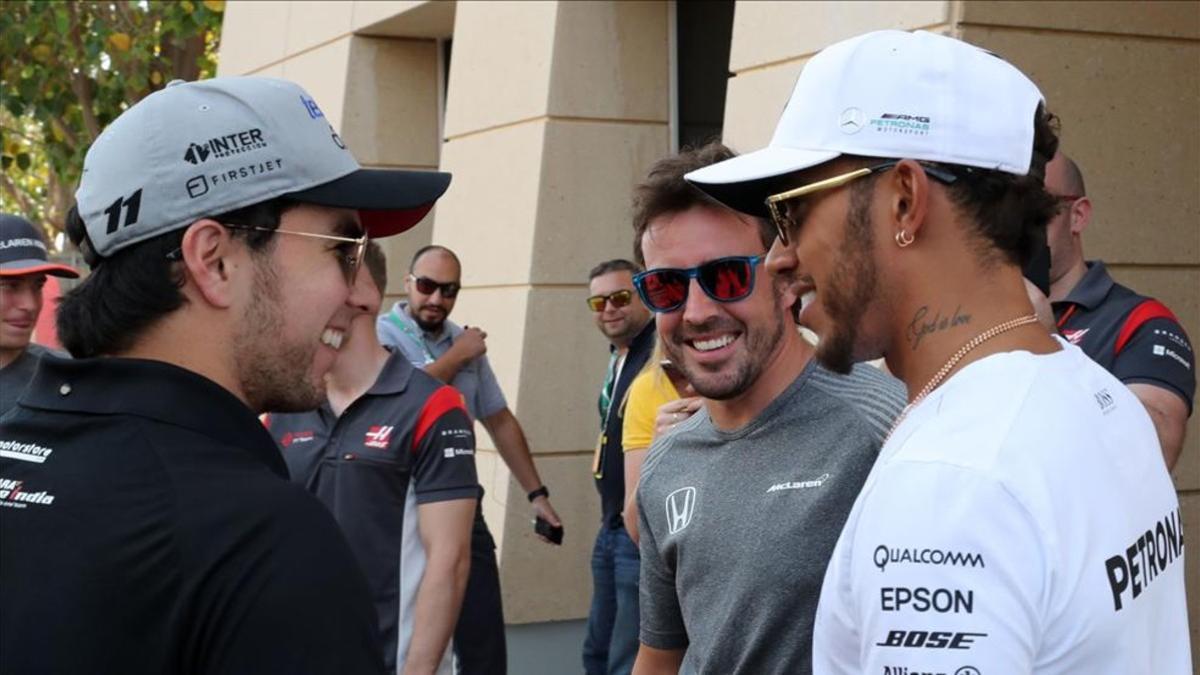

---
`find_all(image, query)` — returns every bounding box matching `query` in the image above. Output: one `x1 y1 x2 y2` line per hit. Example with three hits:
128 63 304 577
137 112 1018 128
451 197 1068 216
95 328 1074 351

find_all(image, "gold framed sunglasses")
586 289 634 312
765 160 960 246
222 224 368 284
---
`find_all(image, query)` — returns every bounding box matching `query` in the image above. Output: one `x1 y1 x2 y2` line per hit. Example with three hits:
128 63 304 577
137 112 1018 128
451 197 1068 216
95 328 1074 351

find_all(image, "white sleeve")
837 461 1046 673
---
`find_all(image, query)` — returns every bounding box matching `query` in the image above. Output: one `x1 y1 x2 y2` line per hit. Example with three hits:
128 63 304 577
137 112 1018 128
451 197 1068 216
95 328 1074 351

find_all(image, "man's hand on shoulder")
426 327 487 382
451 326 488 361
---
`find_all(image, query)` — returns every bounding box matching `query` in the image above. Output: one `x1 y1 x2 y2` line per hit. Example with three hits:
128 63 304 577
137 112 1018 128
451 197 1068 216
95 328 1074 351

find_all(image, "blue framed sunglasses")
632 255 763 313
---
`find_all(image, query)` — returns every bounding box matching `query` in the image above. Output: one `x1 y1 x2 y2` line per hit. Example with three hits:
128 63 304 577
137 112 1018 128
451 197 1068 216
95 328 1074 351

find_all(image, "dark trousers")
582 521 640 675
453 505 507 674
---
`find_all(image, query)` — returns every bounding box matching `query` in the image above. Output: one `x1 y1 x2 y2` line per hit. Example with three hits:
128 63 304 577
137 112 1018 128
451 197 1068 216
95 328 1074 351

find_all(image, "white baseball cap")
686 30 1045 217
75 76 451 260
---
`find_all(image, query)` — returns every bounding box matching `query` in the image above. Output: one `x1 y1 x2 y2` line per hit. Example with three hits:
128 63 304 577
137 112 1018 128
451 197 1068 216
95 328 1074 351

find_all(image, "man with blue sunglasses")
630 143 905 675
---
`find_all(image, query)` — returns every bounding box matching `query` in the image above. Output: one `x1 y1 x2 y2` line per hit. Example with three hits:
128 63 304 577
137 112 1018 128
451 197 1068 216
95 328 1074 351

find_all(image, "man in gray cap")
0 77 450 675
0 213 79 416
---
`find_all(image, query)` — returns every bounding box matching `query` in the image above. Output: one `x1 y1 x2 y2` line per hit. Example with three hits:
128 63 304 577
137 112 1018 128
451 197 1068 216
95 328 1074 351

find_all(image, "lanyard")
386 309 437 365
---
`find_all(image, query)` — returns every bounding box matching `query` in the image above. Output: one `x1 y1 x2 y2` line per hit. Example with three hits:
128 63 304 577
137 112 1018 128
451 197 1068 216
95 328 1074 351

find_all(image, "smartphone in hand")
534 517 564 545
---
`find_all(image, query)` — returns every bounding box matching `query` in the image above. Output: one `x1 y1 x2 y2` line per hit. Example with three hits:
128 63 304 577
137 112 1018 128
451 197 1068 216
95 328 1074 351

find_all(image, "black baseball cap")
0 214 79 278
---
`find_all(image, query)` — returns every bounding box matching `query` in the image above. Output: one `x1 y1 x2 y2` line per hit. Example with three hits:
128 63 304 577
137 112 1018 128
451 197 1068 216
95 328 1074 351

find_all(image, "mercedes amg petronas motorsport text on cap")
74 76 451 262
685 30 1045 217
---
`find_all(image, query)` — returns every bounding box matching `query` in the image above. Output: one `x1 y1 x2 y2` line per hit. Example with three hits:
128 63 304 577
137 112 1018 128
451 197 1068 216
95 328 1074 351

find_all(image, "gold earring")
895 230 915 248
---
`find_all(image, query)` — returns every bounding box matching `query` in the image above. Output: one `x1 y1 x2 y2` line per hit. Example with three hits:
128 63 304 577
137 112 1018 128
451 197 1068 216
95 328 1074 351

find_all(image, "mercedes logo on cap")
839 107 866 135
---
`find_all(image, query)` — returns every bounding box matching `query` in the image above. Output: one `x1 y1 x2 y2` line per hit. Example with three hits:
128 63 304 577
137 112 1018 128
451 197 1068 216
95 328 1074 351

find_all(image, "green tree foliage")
0 0 225 243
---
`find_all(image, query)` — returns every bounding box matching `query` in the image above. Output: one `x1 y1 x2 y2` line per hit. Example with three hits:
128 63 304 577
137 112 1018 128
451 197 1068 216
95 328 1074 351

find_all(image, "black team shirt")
1053 260 1195 414
0 356 385 675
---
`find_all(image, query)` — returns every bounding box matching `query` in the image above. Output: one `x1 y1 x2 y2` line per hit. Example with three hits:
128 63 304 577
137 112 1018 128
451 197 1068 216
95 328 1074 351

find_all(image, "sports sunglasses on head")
586 289 634 312
632 255 763 313
408 274 461 298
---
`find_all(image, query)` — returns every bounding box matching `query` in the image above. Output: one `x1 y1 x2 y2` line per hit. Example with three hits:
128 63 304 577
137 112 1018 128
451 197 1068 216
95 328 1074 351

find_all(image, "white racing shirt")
814 339 1190 674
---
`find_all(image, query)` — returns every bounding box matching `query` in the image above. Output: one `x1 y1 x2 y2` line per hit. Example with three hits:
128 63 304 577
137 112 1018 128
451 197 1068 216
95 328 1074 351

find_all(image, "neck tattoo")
885 313 1039 443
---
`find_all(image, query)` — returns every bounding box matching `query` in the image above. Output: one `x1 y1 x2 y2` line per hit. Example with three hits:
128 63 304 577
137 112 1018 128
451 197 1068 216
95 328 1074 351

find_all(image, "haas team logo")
365 426 394 449
665 486 697 535
1062 328 1089 345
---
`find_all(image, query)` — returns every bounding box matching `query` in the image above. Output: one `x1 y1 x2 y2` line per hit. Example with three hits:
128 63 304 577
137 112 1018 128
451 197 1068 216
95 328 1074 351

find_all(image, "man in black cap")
0 77 451 675
0 214 79 416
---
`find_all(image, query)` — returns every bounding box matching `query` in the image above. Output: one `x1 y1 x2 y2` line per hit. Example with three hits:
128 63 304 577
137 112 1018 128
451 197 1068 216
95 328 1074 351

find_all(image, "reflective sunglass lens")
587 290 634 311
700 259 752 301
642 271 687 311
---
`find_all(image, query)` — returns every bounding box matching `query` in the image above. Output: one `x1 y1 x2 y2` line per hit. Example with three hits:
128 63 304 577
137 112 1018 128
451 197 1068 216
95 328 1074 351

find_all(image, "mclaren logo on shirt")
665 486 697 535
766 473 830 493
1104 507 1184 611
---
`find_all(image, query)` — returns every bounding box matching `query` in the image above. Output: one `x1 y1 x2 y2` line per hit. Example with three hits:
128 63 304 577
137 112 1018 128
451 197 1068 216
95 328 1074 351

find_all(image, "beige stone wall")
437 0 670 623
217 0 447 294
219 0 670 625
723 0 1200 655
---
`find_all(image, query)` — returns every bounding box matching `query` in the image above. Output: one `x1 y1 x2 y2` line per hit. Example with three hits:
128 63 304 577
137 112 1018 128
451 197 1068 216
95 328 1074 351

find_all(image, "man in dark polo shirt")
1045 151 1195 469
0 77 451 675
267 242 478 674
0 214 79 416
584 258 654 675
378 244 563 675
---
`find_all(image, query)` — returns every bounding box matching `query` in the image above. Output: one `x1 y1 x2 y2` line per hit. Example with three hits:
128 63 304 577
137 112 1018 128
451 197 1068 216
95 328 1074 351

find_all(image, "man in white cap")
0 213 79 416
687 30 1189 674
0 77 451 674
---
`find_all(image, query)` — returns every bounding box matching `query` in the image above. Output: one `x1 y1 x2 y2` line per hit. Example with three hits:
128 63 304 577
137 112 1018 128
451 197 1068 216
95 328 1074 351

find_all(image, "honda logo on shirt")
664 487 697 534
364 426 394 449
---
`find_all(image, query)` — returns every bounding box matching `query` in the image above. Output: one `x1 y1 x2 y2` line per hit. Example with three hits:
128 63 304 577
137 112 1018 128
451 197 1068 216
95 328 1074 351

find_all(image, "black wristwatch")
527 485 549 502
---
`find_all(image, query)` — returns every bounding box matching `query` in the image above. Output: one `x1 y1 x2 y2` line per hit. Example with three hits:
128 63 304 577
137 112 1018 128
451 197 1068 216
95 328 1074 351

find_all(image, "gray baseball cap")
74 76 451 260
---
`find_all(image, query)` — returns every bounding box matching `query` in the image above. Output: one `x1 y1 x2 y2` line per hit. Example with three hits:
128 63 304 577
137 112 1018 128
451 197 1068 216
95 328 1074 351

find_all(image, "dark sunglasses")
632 256 763 313
408 274 461 298
586 289 634 312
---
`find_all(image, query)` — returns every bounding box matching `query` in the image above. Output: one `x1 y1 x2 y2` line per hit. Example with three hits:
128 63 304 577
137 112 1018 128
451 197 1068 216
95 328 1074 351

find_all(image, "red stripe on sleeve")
1114 299 1178 356
412 385 469 454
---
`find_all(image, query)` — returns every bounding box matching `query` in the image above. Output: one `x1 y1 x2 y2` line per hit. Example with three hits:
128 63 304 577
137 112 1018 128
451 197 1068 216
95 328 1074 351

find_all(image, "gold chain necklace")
885 314 1039 443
